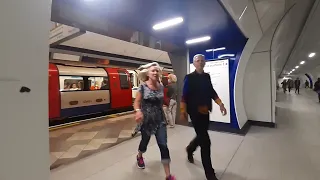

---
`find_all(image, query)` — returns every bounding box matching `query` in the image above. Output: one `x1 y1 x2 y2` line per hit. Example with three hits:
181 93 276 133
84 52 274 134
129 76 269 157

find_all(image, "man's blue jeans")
138 124 171 164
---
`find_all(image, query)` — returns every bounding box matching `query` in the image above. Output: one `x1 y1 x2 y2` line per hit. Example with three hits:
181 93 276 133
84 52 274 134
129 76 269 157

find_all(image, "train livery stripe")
60 90 110 109
61 103 111 118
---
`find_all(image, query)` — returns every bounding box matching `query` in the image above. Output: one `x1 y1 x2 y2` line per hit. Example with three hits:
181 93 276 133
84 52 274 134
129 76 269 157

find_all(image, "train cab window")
60 76 84 91
88 77 109 90
162 77 169 87
118 70 130 89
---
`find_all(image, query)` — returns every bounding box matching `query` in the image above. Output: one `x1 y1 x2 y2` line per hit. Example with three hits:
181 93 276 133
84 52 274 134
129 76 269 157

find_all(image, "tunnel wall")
221 0 286 127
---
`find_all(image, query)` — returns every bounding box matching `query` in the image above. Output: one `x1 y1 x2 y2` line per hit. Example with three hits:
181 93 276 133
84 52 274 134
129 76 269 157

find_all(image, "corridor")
50 89 320 180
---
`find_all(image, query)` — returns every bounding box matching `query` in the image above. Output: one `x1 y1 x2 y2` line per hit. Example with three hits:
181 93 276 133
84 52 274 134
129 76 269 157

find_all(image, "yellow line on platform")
49 111 133 131
49 122 80 131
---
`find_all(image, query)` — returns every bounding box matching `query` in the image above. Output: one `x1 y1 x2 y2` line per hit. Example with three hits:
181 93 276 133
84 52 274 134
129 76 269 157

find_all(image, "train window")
118 70 130 89
59 76 84 91
88 77 109 90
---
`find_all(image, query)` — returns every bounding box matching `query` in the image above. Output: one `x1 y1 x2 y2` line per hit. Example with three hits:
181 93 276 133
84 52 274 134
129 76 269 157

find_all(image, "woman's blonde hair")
168 74 177 83
137 62 162 82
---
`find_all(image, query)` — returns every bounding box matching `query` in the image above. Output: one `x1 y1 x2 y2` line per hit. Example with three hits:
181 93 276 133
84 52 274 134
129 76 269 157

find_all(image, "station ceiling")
52 0 245 51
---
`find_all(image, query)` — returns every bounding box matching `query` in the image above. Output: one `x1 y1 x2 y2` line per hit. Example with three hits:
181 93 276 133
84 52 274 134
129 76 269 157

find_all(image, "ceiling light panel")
152 17 184 30
185 36 211 45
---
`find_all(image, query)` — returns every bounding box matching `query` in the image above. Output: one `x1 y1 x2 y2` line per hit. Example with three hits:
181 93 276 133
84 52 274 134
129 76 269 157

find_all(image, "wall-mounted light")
206 47 226 52
308 52 316 58
239 6 248 20
300 61 305 65
218 54 235 58
185 36 211 45
153 17 184 30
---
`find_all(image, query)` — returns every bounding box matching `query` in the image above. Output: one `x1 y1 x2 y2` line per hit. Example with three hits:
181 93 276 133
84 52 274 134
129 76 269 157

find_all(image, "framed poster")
190 59 231 123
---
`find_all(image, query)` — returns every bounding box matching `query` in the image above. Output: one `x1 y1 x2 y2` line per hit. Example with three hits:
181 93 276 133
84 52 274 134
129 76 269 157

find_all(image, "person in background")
180 54 227 180
100 79 109 90
166 74 178 128
281 80 287 93
305 80 309 88
69 83 79 91
314 78 320 103
295 77 301 94
288 79 294 93
133 62 176 180
64 82 70 90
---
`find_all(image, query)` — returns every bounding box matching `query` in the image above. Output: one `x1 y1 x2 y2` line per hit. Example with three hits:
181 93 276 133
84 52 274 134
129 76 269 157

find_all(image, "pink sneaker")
136 155 145 169
166 175 176 180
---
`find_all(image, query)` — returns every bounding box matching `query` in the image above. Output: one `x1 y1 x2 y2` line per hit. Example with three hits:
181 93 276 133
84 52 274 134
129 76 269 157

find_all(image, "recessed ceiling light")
206 47 226 52
218 54 235 58
292 69 295 71
152 17 184 30
295 66 299 69
300 61 305 65
186 36 211 45
308 52 316 58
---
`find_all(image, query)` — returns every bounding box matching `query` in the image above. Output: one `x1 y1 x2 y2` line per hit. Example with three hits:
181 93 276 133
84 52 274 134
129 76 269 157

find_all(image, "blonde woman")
134 62 176 180
166 74 178 128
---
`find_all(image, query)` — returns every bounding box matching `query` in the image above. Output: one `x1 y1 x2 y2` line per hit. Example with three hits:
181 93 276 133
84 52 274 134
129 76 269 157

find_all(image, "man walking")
180 54 227 180
295 78 301 94
314 78 320 103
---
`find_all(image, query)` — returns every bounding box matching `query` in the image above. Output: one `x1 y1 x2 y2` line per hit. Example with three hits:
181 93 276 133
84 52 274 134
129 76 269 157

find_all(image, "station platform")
49 112 137 169
50 89 320 180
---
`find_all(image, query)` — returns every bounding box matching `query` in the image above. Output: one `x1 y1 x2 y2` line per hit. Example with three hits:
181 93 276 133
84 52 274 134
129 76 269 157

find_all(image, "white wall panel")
244 52 272 122
224 0 263 128
0 0 50 179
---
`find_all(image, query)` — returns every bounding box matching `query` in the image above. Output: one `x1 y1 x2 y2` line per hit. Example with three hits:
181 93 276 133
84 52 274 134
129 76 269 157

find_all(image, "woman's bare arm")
134 91 142 110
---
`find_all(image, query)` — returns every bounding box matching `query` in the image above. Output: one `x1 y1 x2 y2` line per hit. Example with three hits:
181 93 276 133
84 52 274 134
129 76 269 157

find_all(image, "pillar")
0 0 50 180
168 50 188 125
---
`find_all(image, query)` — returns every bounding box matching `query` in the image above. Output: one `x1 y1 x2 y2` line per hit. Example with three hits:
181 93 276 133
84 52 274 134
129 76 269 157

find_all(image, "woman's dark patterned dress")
132 83 166 136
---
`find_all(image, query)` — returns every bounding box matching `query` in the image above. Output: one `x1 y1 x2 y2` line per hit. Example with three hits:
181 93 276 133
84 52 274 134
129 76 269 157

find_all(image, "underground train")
49 61 171 121
49 62 132 121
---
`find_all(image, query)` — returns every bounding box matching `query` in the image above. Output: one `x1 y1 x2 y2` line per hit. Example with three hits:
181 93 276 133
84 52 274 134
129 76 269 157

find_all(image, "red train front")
49 62 132 121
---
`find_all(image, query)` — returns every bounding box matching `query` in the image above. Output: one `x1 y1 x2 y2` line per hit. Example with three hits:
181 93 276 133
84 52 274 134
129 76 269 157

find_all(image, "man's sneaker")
166 175 176 180
186 147 194 163
136 155 145 169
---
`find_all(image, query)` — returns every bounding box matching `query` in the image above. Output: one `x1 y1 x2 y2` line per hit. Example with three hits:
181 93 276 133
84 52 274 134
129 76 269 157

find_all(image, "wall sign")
190 59 231 123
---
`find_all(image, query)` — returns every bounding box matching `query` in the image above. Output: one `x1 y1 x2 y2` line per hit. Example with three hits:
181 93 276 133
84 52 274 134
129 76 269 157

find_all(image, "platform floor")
49 113 137 169
51 89 320 180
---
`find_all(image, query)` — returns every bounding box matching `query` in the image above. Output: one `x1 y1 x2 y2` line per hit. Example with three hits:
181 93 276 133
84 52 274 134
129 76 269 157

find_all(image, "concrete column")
168 50 188 125
0 1 50 180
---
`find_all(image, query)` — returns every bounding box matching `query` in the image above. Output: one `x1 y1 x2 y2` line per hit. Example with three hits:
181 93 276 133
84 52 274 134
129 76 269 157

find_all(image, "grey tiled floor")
50 89 320 180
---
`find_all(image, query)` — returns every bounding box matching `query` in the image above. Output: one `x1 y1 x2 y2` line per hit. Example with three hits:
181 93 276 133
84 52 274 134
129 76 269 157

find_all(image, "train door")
106 68 132 109
49 63 60 119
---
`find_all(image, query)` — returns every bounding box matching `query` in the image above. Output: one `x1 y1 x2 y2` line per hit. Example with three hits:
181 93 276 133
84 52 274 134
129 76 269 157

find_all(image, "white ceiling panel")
280 0 318 76
254 0 285 32
271 0 314 76
61 32 171 64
